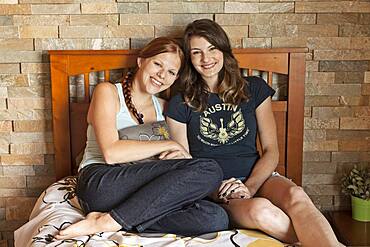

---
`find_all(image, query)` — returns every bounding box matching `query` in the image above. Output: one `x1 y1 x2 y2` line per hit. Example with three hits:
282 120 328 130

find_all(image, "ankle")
99 213 121 231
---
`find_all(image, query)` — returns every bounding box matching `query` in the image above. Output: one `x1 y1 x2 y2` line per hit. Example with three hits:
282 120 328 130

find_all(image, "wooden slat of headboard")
286 53 305 185
70 102 89 174
83 73 89 103
50 55 72 179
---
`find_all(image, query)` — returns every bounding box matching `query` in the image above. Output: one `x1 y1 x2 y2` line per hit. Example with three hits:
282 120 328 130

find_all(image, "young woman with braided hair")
56 37 229 239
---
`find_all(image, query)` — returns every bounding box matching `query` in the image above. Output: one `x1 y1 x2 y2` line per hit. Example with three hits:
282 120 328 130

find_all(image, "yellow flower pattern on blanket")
240 229 284 247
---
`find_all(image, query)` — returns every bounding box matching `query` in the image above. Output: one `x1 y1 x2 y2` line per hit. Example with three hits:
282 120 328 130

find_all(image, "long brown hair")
182 19 249 112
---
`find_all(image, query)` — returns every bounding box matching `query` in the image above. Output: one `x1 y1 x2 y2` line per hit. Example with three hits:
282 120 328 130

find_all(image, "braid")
121 72 144 124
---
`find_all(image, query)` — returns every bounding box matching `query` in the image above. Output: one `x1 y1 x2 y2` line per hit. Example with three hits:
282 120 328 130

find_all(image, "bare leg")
55 212 121 239
257 176 343 247
223 197 298 243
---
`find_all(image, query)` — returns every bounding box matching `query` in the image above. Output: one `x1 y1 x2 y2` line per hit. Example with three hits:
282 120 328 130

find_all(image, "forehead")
189 36 212 49
149 52 181 70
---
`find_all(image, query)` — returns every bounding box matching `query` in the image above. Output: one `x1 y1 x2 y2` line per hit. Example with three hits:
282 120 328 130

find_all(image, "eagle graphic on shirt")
200 109 245 144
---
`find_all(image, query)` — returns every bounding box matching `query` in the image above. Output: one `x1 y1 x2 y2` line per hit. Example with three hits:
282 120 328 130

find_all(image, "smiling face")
189 36 224 87
136 52 181 95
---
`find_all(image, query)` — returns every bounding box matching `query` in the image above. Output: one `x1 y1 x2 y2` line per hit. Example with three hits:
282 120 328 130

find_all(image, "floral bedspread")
15 176 286 247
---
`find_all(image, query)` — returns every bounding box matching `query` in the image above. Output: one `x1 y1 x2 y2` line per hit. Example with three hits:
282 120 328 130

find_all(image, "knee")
246 198 277 229
284 186 312 211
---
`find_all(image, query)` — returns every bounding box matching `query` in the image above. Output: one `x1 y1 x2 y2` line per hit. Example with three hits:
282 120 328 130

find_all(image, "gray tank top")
78 83 164 171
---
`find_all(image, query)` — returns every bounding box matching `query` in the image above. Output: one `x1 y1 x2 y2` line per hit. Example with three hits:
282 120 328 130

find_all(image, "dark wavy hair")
182 19 249 111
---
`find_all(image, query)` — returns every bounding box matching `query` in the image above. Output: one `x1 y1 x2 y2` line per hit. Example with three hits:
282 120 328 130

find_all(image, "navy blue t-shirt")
165 76 275 179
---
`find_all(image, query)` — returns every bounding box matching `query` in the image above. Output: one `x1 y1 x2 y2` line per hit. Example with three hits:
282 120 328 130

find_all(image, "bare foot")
55 212 121 239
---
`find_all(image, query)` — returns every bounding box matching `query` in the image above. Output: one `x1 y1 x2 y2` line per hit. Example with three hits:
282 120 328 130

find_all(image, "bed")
14 47 307 247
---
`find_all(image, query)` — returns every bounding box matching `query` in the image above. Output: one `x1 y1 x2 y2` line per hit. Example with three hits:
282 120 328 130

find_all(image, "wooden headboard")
49 48 307 185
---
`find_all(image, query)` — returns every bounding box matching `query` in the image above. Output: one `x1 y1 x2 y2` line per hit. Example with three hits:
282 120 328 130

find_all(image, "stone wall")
0 1 369 246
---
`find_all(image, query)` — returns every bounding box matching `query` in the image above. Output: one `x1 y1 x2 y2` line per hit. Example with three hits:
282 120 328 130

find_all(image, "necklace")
121 72 144 124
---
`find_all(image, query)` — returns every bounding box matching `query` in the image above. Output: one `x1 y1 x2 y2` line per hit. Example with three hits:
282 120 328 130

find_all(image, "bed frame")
49 48 307 185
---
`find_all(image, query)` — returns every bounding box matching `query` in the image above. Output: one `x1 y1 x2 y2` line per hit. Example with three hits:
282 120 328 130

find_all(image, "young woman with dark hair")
166 19 343 247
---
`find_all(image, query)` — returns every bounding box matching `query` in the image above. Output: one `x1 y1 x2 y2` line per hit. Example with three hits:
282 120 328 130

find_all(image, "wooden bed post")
286 52 305 186
50 54 72 180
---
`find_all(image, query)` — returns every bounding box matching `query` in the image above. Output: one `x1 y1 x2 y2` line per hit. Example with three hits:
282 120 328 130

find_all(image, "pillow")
118 121 170 162
118 120 170 141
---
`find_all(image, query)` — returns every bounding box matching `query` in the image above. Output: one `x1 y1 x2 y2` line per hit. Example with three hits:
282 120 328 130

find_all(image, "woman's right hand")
158 141 192 160
209 178 252 204
218 178 252 201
